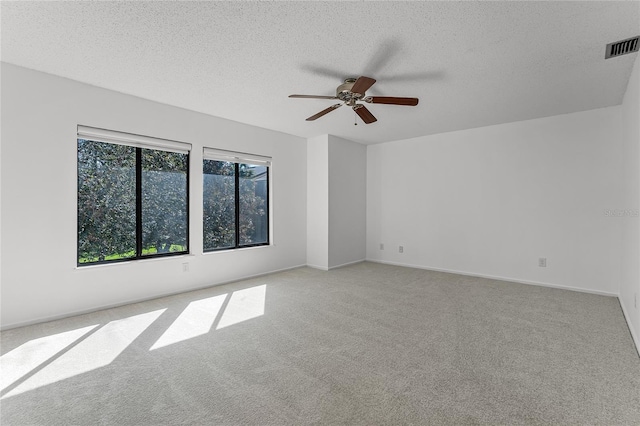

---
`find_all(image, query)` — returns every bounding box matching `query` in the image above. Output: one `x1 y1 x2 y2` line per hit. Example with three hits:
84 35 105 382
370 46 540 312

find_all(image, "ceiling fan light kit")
289 76 419 124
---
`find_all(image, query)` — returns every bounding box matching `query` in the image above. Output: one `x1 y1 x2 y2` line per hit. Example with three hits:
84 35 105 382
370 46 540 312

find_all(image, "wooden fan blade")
367 96 419 106
289 94 339 100
350 76 376 95
306 104 342 121
354 105 377 124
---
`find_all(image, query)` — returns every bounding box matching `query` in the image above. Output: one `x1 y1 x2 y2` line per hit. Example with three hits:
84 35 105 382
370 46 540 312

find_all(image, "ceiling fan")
289 76 419 124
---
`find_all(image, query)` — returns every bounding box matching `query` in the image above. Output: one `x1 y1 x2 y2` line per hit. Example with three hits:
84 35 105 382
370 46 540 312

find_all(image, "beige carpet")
1 262 639 425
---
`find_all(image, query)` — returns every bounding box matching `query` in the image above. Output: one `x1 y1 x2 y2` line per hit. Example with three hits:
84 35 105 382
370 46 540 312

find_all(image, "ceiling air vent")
605 36 639 59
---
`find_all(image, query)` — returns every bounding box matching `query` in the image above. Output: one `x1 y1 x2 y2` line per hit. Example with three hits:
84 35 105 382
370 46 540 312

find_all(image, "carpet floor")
1 262 639 425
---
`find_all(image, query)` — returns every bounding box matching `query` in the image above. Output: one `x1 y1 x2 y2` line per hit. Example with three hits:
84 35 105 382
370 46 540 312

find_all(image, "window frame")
77 126 191 266
202 148 271 253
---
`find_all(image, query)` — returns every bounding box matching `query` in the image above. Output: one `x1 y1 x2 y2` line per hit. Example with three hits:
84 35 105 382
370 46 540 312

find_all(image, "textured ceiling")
2 1 639 144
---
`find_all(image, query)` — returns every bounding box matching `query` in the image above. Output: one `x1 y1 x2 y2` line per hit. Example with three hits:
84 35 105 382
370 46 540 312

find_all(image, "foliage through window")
77 136 189 265
203 156 269 251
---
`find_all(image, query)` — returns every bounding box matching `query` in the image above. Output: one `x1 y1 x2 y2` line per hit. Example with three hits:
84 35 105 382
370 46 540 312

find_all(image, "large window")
77 126 190 265
203 148 270 251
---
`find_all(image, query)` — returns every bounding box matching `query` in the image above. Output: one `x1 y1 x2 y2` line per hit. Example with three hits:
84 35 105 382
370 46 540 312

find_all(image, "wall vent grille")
605 36 639 59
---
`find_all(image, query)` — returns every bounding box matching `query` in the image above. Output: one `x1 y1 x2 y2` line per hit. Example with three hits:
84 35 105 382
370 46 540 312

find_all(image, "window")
77 126 190 265
203 148 270 251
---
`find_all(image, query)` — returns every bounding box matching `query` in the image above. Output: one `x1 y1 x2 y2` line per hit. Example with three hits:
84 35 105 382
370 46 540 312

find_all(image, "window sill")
75 253 196 270
202 244 273 255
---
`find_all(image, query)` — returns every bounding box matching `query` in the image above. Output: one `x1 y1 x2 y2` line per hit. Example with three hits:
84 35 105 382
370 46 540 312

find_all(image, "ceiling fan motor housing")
336 78 361 105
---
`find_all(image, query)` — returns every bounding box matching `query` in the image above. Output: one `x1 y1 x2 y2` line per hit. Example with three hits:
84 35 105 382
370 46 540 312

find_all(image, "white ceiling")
2 1 639 144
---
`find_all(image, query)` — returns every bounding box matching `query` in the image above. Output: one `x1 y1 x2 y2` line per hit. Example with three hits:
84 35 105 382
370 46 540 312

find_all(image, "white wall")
0 63 307 328
367 106 625 295
328 135 366 268
619 53 640 348
306 135 329 269
306 135 367 270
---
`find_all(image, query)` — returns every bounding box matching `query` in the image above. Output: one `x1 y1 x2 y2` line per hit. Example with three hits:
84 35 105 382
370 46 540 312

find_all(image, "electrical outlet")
538 257 547 267
380 243 384 250
399 246 404 253
182 262 189 272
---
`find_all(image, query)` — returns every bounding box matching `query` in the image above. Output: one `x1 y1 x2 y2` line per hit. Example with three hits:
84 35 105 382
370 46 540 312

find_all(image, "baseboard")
307 259 365 271
618 297 640 357
0 263 307 331
306 264 329 271
366 259 619 297
328 259 365 270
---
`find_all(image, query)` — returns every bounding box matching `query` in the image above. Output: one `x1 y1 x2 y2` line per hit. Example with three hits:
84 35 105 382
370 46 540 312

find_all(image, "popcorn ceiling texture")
1 1 639 144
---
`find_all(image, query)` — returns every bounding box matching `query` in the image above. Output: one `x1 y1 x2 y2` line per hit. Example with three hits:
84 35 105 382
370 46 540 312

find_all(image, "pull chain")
354 111 358 126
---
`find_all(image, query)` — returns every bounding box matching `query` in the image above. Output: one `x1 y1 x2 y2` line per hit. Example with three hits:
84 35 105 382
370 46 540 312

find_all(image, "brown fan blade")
350 76 376 95
306 104 342 121
353 105 377 124
366 96 419 106
289 94 338 100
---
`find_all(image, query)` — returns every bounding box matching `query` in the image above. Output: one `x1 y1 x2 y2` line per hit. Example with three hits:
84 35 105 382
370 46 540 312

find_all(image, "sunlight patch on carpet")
0 325 99 393
2 309 165 399
150 294 227 350
216 285 266 330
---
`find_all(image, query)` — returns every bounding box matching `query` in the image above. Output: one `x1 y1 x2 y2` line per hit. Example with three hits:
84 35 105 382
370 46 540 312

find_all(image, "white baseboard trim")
306 264 329 271
0 263 307 331
306 259 365 271
366 259 619 297
328 259 365 270
618 297 640 356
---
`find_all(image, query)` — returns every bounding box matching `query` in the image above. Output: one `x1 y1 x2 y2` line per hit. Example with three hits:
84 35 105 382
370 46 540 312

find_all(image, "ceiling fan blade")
353 105 377 124
289 94 338 100
306 104 342 121
350 76 376 95
366 96 419 106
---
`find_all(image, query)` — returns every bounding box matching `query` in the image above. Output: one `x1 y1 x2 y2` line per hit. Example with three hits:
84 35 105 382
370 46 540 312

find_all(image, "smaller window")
203 148 270 252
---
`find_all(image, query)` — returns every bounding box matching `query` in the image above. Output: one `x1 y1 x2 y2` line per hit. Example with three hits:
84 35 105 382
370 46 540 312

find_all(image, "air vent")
605 36 639 59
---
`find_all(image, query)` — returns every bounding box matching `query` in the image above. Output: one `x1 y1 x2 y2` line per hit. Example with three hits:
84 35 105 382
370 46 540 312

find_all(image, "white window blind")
203 147 271 166
77 125 191 154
